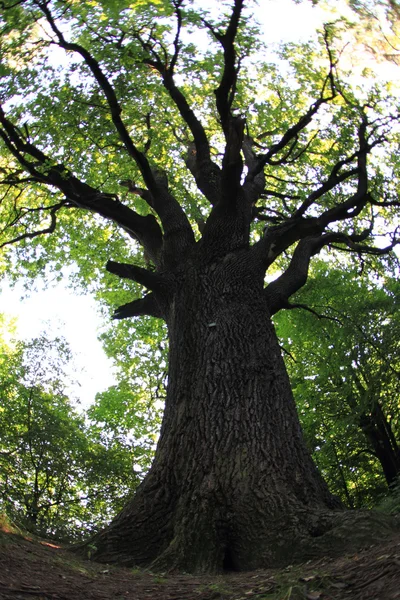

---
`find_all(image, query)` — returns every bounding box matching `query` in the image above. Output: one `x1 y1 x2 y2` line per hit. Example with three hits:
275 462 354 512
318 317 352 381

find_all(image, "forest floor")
0 519 400 600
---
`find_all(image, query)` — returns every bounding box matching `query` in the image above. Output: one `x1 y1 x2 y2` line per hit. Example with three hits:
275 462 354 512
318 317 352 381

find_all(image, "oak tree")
0 0 399 572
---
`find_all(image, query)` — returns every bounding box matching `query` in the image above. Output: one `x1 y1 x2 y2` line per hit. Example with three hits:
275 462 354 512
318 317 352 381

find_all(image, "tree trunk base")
80 509 399 574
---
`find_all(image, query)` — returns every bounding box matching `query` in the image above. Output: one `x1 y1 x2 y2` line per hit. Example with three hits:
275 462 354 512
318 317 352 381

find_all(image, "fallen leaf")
331 581 348 589
306 592 322 600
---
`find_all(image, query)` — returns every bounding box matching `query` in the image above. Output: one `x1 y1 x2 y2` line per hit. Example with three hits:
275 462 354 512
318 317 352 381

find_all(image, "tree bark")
91 250 340 572
359 402 400 487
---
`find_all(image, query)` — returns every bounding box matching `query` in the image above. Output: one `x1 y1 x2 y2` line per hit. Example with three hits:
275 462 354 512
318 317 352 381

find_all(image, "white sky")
258 0 326 43
0 280 115 406
0 0 363 408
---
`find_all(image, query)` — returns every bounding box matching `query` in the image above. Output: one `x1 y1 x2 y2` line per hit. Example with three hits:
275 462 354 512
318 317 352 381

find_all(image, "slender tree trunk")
92 252 340 572
329 438 355 508
360 402 400 487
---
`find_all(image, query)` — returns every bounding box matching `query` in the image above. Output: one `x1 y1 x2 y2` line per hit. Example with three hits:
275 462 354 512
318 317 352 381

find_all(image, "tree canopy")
0 0 399 301
1 0 400 573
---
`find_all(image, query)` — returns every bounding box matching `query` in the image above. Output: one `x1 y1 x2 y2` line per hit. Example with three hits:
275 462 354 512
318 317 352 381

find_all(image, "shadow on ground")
0 520 399 600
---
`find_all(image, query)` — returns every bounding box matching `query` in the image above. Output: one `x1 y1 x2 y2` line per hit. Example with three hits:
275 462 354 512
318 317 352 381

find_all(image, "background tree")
0 325 141 540
1 0 400 572
275 262 400 507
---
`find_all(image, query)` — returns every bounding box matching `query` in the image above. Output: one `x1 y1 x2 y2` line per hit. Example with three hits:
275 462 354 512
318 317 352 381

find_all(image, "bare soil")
1 522 400 600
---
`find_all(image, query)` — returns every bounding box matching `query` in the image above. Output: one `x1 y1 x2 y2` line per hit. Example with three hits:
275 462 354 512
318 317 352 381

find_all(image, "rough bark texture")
91 251 341 573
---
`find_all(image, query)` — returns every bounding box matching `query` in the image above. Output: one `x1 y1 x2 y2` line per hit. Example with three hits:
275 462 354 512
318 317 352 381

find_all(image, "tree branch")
328 232 400 256
246 93 335 186
221 114 245 202
106 260 166 291
38 1 149 174
212 0 244 134
133 10 222 206
265 235 324 315
34 0 194 262
198 1 246 206
242 135 266 205
0 105 163 265
0 201 67 248
245 47 337 188
283 303 342 324
255 110 388 268
265 227 399 316
292 166 359 219
318 114 373 228
184 143 222 206
170 0 184 74
112 293 164 320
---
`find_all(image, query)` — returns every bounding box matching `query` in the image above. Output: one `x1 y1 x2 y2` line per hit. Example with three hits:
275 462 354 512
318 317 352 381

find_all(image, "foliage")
0 321 141 541
0 0 399 297
377 477 400 514
87 377 162 481
275 261 400 507
87 314 167 479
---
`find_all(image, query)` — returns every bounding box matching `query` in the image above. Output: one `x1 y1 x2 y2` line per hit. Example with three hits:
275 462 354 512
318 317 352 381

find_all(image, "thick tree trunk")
91 251 342 572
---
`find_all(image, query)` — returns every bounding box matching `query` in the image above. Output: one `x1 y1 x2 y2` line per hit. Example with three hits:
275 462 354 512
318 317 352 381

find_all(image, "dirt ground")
1 522 400 600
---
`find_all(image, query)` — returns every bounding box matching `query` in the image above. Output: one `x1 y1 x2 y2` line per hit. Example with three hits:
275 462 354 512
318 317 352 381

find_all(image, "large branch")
265 235 326 316
112 293 164 320
156 74 223 204
255 111 381 267
184 143 222 206
221 115 245 203
0 107 163 265
242 135 266 206
265 229 399 316
257 199 394 272
37 2 149 178
157 77 221 205
135 7 222 206
211 0 244 135
205 1 246 204
35 0 194 262
106 260 167 291
133 1 244 208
